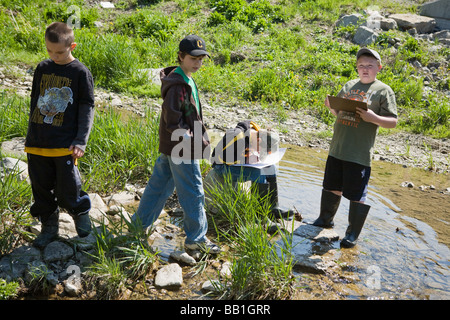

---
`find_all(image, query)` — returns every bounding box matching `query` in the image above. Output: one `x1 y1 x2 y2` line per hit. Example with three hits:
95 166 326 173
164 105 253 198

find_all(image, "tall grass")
1 0 449 137
0 91 34 255
206 173 295 299
86 212 158 299
0 91 29 142
81 106 160 194
0 161 33 255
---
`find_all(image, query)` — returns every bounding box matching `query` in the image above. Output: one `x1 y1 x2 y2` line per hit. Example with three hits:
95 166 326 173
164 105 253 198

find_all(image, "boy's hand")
356 107 376 123
356 107 398 128
69 145 85 159
325 95 338 116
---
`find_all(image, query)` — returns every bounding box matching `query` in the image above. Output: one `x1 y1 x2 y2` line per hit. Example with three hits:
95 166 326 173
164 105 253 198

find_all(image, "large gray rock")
336 14 365 28
379 17 398 31
421 0 450 30
293 223 339 243
276 223 340 274
0 157 29 181
353 25 379 45
154 263 183 288
420 0 450 20
0 246 41 280
390 13 436 33
1 137 26 159
43 241 74 262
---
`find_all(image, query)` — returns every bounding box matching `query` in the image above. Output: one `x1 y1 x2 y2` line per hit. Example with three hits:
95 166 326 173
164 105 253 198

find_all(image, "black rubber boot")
72 211 92 238
312 189 341 228
261 176 295 219
33 210 59 249
340 202 370 248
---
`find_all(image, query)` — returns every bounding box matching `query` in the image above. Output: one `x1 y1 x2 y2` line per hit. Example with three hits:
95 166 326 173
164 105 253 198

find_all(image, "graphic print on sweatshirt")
337 88 376 129
31 73 73 126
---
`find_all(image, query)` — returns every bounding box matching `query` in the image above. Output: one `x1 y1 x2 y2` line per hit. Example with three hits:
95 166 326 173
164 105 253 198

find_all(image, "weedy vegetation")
0 0 449 299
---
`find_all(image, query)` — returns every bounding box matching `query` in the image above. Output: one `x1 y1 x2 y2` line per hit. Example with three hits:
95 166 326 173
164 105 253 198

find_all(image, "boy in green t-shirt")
312 48 398 248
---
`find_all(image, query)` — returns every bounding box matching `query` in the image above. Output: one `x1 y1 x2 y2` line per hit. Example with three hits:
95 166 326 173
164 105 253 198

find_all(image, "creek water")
276 146 450 300
147 144 449 300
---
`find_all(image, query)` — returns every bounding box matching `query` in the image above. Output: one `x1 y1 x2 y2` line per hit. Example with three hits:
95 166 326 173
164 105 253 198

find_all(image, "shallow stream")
146 144 449 300
276 146 449 299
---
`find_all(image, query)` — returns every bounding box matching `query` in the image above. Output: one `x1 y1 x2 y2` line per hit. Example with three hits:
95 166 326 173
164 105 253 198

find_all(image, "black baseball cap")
179 35 210 57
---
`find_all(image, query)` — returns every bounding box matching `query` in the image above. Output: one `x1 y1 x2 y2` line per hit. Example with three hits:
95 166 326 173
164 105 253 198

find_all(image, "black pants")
27 154 91 221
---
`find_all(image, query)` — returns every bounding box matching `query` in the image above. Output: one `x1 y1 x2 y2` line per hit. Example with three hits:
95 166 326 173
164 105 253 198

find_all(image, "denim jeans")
132 154 208 245
212 164 276 183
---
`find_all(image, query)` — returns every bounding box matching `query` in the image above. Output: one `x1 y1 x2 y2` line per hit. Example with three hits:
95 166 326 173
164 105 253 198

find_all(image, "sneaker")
185 238 221 254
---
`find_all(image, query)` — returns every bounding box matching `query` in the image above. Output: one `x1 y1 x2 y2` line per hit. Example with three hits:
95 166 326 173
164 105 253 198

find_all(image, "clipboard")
328 96 368 112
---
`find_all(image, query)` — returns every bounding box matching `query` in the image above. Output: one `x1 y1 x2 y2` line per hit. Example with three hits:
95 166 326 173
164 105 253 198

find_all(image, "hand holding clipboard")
327 95 368 112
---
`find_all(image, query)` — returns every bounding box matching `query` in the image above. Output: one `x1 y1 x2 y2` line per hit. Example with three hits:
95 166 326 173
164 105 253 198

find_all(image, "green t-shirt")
174 66 200 113
329 79 397 167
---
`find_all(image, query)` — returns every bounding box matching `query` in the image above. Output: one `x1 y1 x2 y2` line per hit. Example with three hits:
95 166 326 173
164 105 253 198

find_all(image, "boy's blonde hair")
45 22 74 47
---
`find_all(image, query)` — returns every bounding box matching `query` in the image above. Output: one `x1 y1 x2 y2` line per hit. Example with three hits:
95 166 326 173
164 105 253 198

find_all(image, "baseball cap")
356 48 381 63
179 35 210 57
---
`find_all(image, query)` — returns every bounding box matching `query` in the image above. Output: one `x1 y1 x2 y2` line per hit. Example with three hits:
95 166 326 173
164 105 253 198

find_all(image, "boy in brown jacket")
132 35 220 254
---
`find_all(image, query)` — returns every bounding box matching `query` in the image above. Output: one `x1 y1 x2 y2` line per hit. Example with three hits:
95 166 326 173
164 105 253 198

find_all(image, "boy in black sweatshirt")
25 22 95 249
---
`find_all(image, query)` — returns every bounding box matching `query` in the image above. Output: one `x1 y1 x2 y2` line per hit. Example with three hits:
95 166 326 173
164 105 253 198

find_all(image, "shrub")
113 9 176 43
207 0 285 33
74 30 147 92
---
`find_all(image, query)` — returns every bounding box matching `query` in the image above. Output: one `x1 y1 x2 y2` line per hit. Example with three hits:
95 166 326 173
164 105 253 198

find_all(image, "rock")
401 181 415 188
170 251 197 266
110 97 122 107
220 261 232 278
140 68 162 86
58 212 79 238
431 30 450 46
25 260 58 286
379 17 398 31
1 137 26 158
43 241 74 263
154 263 183 288
293 253 338 274
276 222 339 274
0 157 29 181
100 1 115 9
0 246 41 280
89 193 109 212
293 223 339 243
201 279 221 293
389 13 436 33
89 207 109 226
103 191 137 207
421 0 450 20
353 25 379 45
336 13 365 28
64 281 81 297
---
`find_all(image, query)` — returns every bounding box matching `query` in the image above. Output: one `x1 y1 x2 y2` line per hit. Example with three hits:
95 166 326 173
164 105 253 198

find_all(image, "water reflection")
277 152 450 299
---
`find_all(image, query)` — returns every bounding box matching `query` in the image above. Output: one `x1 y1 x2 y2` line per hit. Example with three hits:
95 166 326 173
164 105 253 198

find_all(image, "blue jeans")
212 164 276 183
132 154 208 245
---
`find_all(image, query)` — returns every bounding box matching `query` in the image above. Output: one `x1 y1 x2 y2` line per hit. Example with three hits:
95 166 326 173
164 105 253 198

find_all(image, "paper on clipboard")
232 148 286 168
328 96 367 112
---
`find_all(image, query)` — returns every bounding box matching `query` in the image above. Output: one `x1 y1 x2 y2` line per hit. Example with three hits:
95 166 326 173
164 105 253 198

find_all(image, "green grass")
1 0 448 137
206 173 296 299
86 212 158 299
1 0 449 299
80 106 160 194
